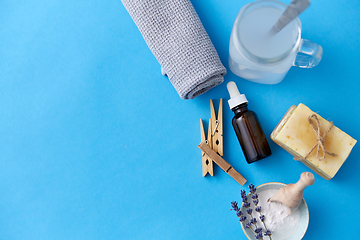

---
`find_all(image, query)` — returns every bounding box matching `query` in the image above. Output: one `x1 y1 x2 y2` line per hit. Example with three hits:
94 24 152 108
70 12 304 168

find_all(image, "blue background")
0 0 359 239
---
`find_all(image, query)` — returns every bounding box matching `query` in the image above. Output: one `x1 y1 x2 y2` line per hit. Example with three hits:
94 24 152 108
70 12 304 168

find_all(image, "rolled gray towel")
121 0 226 99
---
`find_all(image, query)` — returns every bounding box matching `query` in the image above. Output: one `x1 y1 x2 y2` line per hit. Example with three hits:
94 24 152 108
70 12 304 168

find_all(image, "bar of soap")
271 103 357 180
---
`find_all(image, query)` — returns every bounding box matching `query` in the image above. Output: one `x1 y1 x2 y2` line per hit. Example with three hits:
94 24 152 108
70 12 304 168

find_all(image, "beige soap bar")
271 103 357 180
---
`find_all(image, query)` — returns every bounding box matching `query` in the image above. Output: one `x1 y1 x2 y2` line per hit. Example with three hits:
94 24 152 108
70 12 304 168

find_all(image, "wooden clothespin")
210 99 223 156
198 142 247 185
200 119 213 176
200 99 223 177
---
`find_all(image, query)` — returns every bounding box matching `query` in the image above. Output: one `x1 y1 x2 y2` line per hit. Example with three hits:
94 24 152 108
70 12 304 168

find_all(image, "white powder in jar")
248 189 301 240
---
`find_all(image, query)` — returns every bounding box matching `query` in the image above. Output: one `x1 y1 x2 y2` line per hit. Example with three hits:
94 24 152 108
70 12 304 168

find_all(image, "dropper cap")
227 81 248 110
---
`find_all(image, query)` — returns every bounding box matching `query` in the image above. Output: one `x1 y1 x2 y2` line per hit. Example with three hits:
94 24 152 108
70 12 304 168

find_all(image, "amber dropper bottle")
227 81 271 164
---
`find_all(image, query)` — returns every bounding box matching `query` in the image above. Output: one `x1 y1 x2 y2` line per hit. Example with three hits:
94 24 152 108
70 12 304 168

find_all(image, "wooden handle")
198 142 247 185
300 172 315 186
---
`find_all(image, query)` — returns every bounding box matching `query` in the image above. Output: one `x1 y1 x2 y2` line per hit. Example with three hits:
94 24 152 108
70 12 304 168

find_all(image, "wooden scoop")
269 172 315 214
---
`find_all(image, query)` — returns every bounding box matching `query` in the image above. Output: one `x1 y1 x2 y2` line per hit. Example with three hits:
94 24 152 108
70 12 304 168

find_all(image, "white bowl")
240 182 309 240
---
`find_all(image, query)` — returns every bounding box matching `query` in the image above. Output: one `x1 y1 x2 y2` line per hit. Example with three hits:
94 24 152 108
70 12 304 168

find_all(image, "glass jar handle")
293 39 323 68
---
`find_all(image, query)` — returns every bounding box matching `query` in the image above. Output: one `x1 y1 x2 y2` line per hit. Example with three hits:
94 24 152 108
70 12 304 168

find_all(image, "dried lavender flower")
252 193 259 199
231 201 239 212
259 215 265 222
255 206 262 212
244 223 252 229
247 208 253 215
249 183 256 194
253 199 259 206
255 233 263 239
250 218 257 225
236 210 243 217
255 227 263 234
241 189 247 198
264 229 272 236
239 216 247 222
244 202 251 208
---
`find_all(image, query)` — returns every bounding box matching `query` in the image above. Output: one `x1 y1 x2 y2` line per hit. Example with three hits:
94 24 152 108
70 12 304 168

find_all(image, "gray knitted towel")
121 0 226 99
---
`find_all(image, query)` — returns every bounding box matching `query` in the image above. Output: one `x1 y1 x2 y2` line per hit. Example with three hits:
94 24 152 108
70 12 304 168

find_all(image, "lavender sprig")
249 184 272 239
256 206 272 240
231 184 272 240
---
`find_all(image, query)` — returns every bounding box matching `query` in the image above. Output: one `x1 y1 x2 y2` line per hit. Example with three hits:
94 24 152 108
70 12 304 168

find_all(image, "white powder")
249 189 301 240
238 7 298 59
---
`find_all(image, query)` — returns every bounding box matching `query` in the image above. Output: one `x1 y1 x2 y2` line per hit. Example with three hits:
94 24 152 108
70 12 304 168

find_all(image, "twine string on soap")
300 114 338 161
